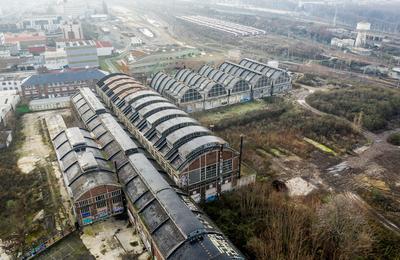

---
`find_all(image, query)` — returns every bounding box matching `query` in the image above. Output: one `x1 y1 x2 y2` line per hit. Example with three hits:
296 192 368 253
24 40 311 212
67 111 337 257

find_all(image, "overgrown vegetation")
16 104 31 115
296 73 326 87
0 115 56 254
387 132 400 146
307 87 400 131
195 98 363 177
202 183 382 260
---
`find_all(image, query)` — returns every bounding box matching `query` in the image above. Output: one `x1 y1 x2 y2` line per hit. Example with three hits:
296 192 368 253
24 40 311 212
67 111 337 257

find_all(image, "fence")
22 226 76 259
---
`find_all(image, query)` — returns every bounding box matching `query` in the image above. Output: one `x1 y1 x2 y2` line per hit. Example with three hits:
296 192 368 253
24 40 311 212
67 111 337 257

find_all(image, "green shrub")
387 132 400 146
16 104 30 115
307 87 400 131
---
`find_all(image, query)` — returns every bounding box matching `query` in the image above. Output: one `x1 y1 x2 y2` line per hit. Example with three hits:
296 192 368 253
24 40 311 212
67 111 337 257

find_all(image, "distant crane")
333 4 338 27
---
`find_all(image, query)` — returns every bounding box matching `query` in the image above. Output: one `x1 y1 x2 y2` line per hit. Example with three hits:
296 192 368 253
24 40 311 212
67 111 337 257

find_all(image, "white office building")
65 40 99 68
44 49 68 70
62 20 83 40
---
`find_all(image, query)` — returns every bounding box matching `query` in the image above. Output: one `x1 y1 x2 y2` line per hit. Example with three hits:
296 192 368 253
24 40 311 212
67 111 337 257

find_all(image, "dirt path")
293 85 400 233
345 192 400 236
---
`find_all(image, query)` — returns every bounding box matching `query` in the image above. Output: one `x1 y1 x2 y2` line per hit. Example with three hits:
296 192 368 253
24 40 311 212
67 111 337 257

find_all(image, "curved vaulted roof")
239 58 291 81
150 72 203 102
96 74 236 172
175 69 227 97
51 127 120 201
219 61 271 87
70 87 245 260
198 65 251 93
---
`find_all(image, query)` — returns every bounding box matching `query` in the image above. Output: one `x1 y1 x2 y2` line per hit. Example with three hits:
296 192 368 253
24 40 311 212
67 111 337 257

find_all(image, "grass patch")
194 99 269 126
99 57 111 72
83 226 95 237
303 137 337 156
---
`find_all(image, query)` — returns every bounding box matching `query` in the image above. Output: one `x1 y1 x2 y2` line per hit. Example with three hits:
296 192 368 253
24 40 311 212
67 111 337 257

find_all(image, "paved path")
105 59 120 73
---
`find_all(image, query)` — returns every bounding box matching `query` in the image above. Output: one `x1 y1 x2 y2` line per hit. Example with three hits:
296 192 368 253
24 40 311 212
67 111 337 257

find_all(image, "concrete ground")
17 109 70 174
286 177 317 196
37 232 94 260
81 218 149 260
0 239 11 260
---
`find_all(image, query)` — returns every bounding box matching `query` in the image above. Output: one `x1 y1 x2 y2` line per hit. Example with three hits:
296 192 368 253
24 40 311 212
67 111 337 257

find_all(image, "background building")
331 38 355 48
0 71 36 92
65 40 99 68
29 96 71 111
19 16 63 33
0 90 20 129
44 49 68 70
389 67 400 80
63 0 87 19
0 90 19 149
0 42 19 56
150 58 292 112
21 69 106 99
95 41 113 57
355 21 371 47
0 32 46 51
61 20 83 40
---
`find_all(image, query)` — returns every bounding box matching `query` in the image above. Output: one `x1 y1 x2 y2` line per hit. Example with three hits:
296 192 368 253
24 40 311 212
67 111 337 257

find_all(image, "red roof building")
3 32 46 50
28 45 46 55
95 40 114 57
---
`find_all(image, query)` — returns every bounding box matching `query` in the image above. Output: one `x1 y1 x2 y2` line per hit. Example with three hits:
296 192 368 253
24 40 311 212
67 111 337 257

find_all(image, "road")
104 59 120 73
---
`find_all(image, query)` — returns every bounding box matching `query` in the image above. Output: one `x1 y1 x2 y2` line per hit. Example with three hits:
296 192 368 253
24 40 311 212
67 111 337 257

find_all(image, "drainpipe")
218 144 223 196
238 135 244 179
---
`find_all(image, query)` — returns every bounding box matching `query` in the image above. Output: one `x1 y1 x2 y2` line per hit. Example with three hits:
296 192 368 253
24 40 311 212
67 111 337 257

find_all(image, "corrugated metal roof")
51 127 119 201
166 125 210 146
80 87 106 114
178 136 226 161
97 74 236 171
22 69 106 86
100 113 139 154
71 85 245 260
